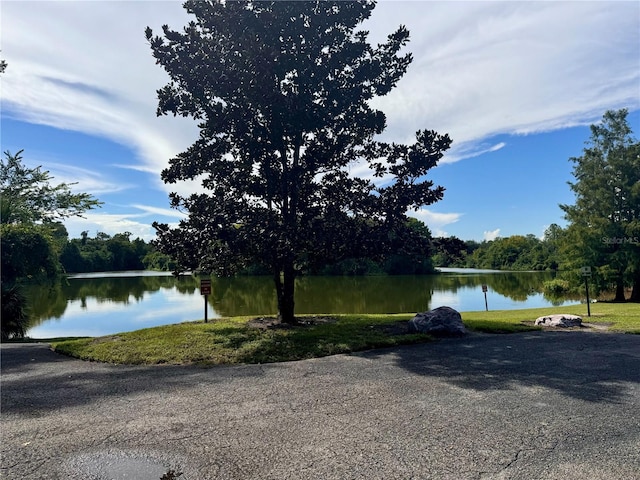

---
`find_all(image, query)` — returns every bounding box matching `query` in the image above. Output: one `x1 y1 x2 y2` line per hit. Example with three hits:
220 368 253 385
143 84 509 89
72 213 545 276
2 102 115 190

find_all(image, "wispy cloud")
131 204 187 219
1 1 638 193
369 1 639 153
443 142 507 164
0 0 197 196
61 203 187 241
27 159 132 195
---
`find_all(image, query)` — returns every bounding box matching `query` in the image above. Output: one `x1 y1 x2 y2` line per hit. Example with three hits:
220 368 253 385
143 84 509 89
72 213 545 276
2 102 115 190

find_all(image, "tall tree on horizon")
147 0 451 323
561 109 640 301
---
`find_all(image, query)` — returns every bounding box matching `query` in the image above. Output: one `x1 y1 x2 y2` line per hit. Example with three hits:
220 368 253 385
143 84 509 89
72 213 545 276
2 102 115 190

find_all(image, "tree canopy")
560 109 640 301
1 149 103 338
1 150 102 225
147 0 451 323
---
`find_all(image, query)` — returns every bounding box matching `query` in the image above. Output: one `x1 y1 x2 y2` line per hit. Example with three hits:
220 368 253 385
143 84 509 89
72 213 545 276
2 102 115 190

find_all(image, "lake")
23 269 580 338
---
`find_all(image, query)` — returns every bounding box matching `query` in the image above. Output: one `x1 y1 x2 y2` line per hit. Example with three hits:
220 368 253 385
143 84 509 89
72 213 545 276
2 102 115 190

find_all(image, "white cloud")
63 213 158 242
443 142 506 164
130 204 187 219
44 161 132 195
2 1 638 177
408 208 462 237
0 1 198 196
368 1 639 157
483 228 501 241
62 203 187 241
1 0 639 232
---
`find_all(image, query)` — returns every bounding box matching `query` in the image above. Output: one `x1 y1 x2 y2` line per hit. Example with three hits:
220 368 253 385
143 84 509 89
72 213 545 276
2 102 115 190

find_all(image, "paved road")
2 331 639 480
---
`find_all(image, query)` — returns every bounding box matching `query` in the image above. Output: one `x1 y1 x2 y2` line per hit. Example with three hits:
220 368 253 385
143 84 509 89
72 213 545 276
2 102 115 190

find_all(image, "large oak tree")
147 0 451 323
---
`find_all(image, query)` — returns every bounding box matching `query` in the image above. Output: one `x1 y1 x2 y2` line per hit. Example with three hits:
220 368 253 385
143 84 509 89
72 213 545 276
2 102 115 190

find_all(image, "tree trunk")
613 273 626 302
274 264 296 324
630 270 640 303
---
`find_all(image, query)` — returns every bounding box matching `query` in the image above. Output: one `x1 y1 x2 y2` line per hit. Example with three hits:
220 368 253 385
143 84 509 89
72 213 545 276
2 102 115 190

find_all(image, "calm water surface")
24 269 579 338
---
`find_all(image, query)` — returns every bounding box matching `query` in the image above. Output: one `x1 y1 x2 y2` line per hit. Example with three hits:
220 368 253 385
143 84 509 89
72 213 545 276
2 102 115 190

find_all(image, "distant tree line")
59 231 175 273
432 231 560 272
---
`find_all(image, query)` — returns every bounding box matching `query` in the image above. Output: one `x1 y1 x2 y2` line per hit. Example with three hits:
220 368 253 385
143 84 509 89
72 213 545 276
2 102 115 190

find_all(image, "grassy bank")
51 315 430 366
51 303 640 366
462 302 640 334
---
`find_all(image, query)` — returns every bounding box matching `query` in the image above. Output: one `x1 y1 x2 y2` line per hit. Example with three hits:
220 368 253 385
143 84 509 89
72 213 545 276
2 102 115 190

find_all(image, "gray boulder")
408 306 466 336
534 314 583 328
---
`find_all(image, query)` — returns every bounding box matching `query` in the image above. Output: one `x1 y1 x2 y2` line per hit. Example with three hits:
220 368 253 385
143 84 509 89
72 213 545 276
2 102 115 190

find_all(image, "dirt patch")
247 316 338 330
582 322 614 331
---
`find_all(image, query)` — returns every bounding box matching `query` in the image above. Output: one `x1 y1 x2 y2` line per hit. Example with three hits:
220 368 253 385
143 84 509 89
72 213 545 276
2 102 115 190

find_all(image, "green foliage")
1 150 101 225
1 223 60 282
59 241 87 272
432 236 474 267
60 232 153 273
318 257 385 276
310 217 436 275
0 149 103 289
142 250 176 272
1 284 28 340
147 1 450 322
560 109 640 301
466 234 556 271
384 254 434 275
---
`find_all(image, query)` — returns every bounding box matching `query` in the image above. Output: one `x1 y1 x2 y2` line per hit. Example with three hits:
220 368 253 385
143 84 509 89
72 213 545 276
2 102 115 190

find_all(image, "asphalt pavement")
1 331 639 480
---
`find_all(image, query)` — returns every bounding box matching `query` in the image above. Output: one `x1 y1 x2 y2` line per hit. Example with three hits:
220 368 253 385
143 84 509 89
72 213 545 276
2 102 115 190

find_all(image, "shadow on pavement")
3 332 639 416
360 331 640 404
0 343 266 415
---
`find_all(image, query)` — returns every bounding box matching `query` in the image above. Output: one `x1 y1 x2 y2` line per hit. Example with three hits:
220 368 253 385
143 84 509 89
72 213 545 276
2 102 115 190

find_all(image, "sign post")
200 278 212 323
580 267 591 317
482 284 488 311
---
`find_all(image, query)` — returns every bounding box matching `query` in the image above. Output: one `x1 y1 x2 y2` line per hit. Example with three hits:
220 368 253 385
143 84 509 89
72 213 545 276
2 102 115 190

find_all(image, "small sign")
200 279 212 295
482 284 488 293
580 266 591 277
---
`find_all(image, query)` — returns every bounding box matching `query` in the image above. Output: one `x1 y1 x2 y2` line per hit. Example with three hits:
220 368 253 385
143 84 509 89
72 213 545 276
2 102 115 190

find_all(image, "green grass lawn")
50 303 640 366
51 314 430 366
462 302 640 334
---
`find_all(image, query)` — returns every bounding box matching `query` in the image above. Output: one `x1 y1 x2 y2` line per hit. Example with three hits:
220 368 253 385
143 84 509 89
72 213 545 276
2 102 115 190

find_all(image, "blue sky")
1 1 639 242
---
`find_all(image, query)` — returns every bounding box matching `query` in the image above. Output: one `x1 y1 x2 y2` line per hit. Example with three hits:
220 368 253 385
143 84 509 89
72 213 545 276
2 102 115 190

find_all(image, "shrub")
1 284 29 340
